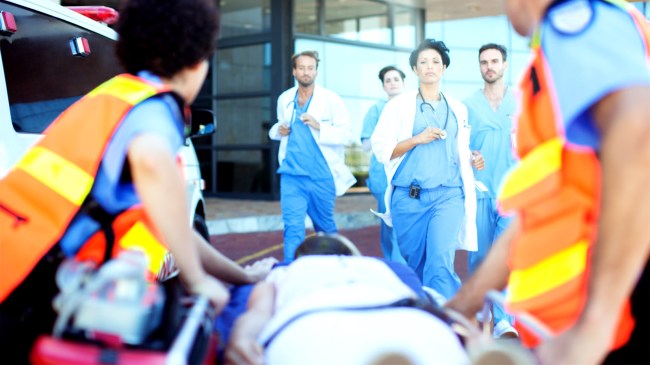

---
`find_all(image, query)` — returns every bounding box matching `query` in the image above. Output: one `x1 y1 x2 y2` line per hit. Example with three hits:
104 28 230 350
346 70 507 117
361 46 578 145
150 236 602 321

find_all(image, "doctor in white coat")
269 50 356 262
371 39 480 299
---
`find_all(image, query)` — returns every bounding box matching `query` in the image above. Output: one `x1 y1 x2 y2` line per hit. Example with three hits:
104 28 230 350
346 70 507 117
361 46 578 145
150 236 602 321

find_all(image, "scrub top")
360 100 388 195
277 93 331 181
464 89 517 199
392 96 461 189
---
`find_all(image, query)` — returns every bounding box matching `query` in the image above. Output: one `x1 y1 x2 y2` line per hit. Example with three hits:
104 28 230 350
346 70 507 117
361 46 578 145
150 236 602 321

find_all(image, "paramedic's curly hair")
115 0 220 78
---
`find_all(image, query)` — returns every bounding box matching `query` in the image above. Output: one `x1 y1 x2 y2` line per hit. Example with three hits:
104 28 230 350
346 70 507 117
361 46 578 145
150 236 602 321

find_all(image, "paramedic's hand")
536 323 610 365
244 257 278 283
415 127 444 144
300 113 320 130
225 333 264 365
188 275 230 313
471 150 485 171
279 123 291 136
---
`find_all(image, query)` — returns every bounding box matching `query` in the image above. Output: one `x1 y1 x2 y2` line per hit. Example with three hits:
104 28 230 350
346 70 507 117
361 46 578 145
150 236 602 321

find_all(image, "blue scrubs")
278 93 336 262
361 100 402 262
464 89 517 327
390 96 464 300
60 72 184 256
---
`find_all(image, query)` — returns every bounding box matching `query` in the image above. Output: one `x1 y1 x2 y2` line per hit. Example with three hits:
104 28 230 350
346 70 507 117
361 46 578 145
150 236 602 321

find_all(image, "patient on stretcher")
223 234 470 365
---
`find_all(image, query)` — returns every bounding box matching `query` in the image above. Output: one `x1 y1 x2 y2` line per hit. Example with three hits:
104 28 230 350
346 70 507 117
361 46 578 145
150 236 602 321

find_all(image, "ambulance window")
0 3 123 133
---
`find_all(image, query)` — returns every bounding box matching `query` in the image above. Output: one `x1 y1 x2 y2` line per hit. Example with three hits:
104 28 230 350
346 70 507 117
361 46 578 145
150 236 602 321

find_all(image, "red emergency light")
0 10 17 35
67 6 119 25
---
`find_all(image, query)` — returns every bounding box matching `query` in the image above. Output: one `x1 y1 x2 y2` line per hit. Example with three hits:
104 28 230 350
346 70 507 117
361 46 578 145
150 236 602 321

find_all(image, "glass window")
219 0 271 38
295 0 319 35
394 6 418 49
216 44 271 94
214 149 271 193
1 3 122 134
325 0 390 45
215 97 272 146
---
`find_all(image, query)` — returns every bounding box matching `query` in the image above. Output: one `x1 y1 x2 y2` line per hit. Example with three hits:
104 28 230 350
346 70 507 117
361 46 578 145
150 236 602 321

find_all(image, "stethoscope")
286 89 313 126
418 88 449 140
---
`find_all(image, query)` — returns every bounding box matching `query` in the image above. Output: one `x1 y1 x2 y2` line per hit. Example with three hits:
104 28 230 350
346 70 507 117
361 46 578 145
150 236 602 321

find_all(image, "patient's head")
294 233 362 258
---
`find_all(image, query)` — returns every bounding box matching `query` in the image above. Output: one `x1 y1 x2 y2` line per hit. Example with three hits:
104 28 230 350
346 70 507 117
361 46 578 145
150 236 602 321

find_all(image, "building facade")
60 0 650 200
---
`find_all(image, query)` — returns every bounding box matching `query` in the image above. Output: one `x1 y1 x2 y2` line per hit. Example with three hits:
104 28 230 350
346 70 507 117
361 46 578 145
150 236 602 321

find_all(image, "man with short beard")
269 51 355 262
462 43 518 339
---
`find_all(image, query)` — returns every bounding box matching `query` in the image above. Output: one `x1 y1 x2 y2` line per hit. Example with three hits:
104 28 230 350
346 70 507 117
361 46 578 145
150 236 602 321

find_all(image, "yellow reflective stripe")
119 222 168 275
508 240 588 303
16 146 93 206
499 137 563 201
87 76 159 105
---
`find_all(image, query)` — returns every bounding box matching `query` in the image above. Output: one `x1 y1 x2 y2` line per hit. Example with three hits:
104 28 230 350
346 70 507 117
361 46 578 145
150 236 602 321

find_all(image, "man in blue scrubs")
269 51 356 262
463 43 518 338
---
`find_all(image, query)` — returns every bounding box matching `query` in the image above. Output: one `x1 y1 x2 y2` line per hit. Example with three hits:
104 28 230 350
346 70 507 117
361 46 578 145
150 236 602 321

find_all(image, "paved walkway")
205 193 380 235
204 193 468 280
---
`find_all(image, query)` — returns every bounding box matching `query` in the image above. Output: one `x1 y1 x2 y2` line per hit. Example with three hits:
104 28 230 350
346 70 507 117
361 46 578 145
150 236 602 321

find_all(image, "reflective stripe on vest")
0 74 173 302
498 0 648 348
75 206 179 281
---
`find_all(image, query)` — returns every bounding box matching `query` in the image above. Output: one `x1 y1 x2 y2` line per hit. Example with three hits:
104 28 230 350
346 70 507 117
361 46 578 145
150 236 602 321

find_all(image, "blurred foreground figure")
447 1 650 364
0 0 274 362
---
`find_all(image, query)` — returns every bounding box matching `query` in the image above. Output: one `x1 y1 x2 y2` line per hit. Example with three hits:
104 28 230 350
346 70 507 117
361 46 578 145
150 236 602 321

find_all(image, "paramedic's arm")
129 134 229 311
445 217 519 319
225 282 276 365
195 233 276 285
538 86 650 365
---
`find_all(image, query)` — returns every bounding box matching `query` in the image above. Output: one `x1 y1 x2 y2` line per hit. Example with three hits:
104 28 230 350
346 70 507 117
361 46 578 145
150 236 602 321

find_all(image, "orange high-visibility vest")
498 0 648 349
0 74 182 302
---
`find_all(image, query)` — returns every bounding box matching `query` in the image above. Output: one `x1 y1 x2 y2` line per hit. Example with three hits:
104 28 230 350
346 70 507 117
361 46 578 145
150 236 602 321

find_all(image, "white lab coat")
269 84 356 196
370 89 477 251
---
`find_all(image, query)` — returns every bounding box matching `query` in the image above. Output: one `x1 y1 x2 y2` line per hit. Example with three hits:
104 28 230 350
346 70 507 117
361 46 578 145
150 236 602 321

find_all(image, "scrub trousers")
372 191 404 263
280 174 337 262
468 197 514 327
391 185 464 300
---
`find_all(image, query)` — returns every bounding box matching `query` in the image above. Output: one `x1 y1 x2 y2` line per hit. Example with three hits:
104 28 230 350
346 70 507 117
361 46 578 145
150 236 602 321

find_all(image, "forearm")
580 90 650 336
225 282 275 365
446 218 518 318
195 232 254 285
391 137 420 159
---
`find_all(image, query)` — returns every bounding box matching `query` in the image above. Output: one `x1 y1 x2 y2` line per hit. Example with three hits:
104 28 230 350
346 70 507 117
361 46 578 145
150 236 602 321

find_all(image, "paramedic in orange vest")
446 0 650 364
0 0 275 363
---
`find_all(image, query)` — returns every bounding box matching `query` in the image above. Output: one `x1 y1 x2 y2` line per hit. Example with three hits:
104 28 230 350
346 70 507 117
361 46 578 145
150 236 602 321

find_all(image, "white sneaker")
493 319 519 339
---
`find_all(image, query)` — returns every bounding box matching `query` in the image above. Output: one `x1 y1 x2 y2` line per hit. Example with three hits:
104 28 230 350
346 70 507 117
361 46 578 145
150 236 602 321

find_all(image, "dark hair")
115 0 220 78
292 50 320 69
294 233 361 259
478 43 508 61
378 66 406 83
409 39 450 69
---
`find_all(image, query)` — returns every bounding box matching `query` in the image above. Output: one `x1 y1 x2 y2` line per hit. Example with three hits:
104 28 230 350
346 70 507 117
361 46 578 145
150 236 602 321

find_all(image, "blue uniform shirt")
60 72 184 256
464 89 517 199
392 97 462 189
360 100 388 195
543 0 650 150
277 93 332 181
